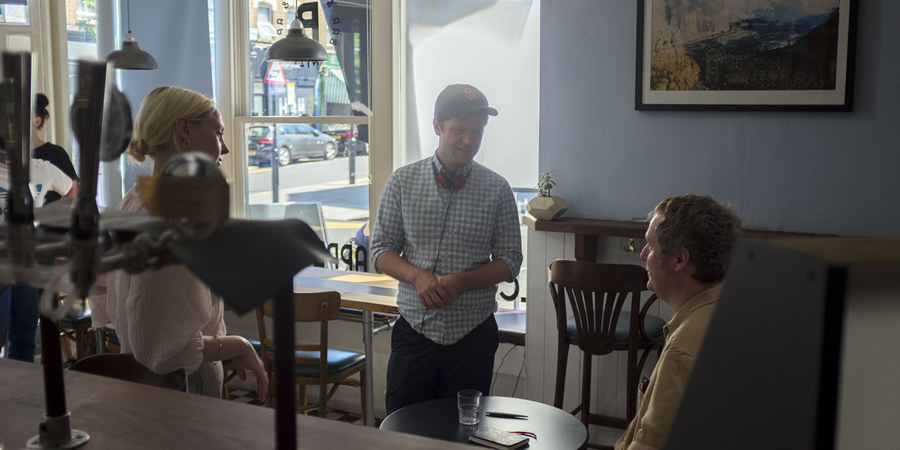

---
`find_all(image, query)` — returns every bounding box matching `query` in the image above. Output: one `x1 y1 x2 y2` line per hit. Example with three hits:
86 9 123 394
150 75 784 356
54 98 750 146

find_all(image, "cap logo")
463 88 477 100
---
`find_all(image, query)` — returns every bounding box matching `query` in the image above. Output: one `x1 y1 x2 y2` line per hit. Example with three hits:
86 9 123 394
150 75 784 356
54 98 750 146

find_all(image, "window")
231 0 375 253
64 0 99 202
0 3 28 24
257 4 272 24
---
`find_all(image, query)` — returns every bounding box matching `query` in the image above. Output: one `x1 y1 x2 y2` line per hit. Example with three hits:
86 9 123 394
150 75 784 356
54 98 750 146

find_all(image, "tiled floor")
226 388 376 427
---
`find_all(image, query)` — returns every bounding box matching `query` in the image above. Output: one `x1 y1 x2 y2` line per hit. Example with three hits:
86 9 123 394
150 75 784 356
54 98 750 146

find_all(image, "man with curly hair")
616 194 742 450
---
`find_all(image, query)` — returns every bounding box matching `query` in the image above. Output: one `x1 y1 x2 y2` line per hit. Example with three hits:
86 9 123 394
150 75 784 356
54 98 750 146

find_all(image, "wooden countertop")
0 359 467 450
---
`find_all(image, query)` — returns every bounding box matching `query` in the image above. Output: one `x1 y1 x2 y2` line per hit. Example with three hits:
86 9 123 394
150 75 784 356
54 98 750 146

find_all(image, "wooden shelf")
524 214 829 262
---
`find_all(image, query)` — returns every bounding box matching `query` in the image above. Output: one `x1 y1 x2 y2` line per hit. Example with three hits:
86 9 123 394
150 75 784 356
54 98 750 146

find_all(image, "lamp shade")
265 21 327 62
106 32 158 70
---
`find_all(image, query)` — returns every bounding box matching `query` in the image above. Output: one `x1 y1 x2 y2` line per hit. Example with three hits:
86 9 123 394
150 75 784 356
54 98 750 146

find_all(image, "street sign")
265 61 287 85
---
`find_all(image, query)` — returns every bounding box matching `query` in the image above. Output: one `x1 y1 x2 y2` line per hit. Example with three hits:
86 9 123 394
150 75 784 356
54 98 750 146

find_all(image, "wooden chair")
59 298 96 361
549 260 666 440
98 326 120 353
68 353 185 391
256 292 367 424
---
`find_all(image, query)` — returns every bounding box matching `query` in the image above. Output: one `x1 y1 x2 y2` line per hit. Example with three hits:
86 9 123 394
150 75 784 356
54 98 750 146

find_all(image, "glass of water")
457 389 482 425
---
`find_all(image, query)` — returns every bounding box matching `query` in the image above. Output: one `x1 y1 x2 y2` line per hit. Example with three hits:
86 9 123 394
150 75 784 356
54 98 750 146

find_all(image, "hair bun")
35 93 50 110
125 138 149 163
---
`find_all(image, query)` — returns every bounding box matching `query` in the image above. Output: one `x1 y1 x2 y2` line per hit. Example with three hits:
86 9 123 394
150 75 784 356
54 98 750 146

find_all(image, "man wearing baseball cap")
371 84 522 414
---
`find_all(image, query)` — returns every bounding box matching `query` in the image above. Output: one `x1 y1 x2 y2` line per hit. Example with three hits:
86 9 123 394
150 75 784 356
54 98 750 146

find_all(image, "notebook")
468 427 530 449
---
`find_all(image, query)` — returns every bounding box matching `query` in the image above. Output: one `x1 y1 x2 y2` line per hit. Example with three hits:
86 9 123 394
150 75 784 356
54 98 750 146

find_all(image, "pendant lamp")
265 1 327 62
106 0 158 70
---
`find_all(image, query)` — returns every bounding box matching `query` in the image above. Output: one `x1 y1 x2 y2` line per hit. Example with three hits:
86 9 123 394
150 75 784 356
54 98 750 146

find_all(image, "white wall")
403 0 540 189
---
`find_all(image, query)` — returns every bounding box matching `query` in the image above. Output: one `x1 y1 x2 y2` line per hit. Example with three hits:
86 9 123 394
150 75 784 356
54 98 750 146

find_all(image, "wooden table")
292 267 400 426
0 359 467 450
380 396 589 450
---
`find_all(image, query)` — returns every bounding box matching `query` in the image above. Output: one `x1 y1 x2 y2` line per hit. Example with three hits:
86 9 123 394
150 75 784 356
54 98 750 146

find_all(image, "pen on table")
485 412 528 419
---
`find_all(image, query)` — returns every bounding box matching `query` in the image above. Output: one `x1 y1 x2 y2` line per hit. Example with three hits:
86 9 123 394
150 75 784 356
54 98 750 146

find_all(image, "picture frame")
635 0 858 112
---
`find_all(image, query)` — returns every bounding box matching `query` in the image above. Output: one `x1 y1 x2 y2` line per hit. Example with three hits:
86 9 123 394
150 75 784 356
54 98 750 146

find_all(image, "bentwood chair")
550 260 665 442
256 292 367 424
59 297 96 361
68 353 185 391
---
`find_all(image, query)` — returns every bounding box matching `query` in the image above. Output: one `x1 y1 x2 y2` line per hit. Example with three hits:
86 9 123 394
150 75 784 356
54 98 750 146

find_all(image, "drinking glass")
457 389 482 425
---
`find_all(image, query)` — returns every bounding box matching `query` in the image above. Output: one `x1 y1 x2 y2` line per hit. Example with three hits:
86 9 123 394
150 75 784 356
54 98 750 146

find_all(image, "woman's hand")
231 340 269 400
205 335 269 400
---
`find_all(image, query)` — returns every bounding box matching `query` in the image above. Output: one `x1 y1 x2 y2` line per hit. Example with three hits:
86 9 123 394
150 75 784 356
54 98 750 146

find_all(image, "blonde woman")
107 86 267 398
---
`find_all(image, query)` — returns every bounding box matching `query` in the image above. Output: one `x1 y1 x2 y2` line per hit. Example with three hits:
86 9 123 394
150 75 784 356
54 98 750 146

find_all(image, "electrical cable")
490 343 519 395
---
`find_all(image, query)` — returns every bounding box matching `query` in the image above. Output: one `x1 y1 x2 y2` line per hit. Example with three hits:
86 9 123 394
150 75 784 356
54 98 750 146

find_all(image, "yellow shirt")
615 284 723 450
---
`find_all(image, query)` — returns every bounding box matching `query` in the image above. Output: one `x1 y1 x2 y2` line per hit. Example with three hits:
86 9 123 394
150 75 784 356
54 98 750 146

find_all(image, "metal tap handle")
69 60 110 299
0 51 36 269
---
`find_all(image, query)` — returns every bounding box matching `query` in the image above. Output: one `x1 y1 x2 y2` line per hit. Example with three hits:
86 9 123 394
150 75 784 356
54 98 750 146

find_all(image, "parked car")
247 124 337 167
336 129 369 157
320 124 369 157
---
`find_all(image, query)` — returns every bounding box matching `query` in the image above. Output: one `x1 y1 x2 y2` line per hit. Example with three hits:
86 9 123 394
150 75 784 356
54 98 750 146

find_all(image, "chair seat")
60 309 91 326
269 349 366 378
566 312 665 343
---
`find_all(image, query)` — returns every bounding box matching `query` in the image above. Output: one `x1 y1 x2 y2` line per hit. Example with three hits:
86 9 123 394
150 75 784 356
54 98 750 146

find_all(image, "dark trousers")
385 314 498 416
0 285 39 362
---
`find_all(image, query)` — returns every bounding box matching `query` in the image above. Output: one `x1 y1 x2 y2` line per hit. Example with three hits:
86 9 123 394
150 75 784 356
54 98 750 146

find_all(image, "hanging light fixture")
266 1 327 63
106 0 158 70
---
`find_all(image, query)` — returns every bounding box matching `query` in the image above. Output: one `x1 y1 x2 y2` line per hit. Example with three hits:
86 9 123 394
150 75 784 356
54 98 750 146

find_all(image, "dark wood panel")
524 214 831 262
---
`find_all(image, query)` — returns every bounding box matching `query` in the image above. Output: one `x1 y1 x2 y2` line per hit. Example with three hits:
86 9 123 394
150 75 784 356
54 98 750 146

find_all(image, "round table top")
380 396 587 450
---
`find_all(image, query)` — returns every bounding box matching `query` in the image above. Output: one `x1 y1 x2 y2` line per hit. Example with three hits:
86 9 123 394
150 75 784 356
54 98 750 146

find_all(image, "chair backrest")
256 291 342 372
549 260 649 356
68 353 184 391
284 202 329 244
247 203 287 220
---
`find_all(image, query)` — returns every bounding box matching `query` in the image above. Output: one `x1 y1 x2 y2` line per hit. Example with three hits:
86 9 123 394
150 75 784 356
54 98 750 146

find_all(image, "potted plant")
526 171 568 220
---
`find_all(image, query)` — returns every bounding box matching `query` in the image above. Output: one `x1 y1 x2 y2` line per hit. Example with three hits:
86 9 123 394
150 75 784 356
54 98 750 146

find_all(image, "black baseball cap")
434 84 498 120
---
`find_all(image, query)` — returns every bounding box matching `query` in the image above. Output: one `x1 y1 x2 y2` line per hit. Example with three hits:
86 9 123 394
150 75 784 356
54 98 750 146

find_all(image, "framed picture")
635 0 858 112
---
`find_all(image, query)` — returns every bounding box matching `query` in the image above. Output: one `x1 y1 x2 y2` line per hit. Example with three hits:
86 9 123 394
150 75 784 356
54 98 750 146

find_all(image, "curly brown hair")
650 194 742 283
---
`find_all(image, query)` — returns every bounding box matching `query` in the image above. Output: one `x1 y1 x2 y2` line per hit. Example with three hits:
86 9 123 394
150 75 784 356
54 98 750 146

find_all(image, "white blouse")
108 187 225 381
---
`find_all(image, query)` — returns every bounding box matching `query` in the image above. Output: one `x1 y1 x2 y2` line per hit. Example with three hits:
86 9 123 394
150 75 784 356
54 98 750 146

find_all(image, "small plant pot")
527 196 568 221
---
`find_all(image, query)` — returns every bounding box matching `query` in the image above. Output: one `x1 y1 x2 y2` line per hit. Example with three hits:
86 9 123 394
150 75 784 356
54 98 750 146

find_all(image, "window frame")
218 0 393 223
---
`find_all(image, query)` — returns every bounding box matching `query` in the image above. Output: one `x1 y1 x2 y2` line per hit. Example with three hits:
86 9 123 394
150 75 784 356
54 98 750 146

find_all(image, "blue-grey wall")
116 0 214 198
540 0 899 236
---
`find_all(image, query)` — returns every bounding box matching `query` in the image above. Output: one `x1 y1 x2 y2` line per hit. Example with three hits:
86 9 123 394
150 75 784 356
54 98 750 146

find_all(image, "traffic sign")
265 61 287 85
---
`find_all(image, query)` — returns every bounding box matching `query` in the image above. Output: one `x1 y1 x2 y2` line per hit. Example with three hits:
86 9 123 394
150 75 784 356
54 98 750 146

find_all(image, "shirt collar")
663 283 723 337
431 152 474 178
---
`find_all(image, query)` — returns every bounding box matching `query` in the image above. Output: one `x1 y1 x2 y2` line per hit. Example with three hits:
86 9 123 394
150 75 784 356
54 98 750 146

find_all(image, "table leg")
362 310 375 426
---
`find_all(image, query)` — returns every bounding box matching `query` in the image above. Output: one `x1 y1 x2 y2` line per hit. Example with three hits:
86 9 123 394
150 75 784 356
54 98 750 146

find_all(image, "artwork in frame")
635 0 858 112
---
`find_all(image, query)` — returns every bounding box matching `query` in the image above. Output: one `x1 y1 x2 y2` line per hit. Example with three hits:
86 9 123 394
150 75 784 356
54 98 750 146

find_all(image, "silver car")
248 124 337 166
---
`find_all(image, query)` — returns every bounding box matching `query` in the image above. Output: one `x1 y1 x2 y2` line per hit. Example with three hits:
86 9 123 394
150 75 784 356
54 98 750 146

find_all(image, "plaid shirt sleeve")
491 182 523 281
370 170 404 272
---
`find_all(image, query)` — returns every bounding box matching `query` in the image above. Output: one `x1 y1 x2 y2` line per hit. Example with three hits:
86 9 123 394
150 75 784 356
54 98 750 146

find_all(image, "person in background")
615 194 741 450
371 84 522 414
354 220 370 253
32 93 79 204
32 92 84 364
106 86 267 398
0 99 76 361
